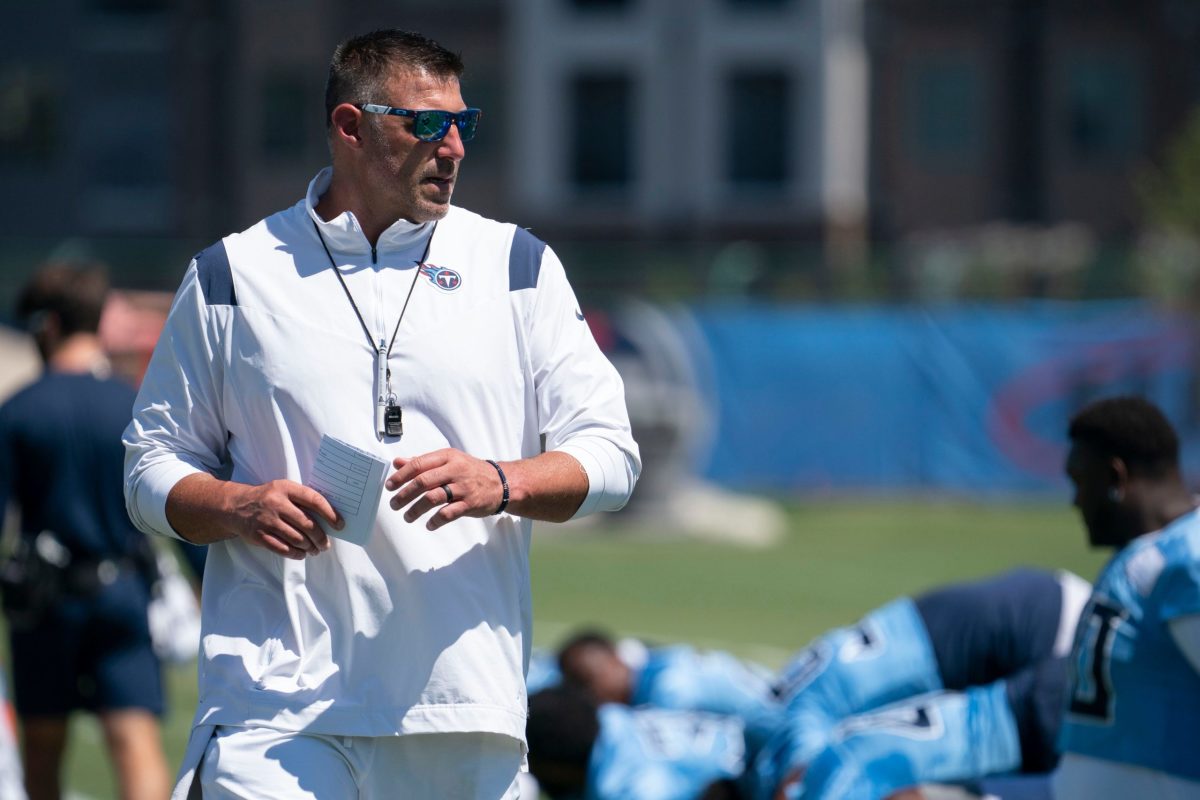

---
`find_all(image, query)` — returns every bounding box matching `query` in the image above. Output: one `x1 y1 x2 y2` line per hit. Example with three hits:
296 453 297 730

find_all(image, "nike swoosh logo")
575 309 585 321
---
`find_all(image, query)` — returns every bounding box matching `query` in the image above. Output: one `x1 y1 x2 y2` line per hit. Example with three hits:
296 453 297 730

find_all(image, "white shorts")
183 725 523 800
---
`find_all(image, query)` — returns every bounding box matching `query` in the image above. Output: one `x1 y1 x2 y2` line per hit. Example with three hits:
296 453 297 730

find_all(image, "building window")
570 72 633 188
726 70 791 186
89 95 169 187
80 91 173 231
261 74 311 159
1063 51 1142 165
905 54 983 171
0 70 57 166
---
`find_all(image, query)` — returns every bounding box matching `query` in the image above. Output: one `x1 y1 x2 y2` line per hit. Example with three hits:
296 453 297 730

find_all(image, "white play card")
307 435 388 546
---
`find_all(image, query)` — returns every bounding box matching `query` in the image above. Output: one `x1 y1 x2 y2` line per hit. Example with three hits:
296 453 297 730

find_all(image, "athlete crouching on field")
1053 396 1200 799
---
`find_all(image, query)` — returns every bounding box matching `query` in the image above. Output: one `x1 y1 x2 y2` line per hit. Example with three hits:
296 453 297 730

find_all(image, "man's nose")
438 123 466 160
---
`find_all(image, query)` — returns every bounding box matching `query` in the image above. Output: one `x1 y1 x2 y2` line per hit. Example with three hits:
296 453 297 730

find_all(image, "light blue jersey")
632 645 774 720
586 704 745 800
1059 509 1200 783
742 597 942 800
792 680 1022 800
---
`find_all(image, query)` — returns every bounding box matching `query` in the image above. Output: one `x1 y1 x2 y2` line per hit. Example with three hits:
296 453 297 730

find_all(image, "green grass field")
54 498 1107 798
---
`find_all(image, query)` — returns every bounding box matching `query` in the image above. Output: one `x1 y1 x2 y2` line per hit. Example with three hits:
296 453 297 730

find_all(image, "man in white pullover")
123 29 640 800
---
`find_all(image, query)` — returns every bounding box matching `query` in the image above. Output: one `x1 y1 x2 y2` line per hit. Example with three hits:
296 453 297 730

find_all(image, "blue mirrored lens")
412 110 480 142
413 112 451 141
457 110 480 142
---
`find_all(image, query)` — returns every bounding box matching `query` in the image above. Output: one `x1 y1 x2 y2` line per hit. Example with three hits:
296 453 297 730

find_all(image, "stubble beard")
366 124 456 224
384 157 456 224
414 176 455 222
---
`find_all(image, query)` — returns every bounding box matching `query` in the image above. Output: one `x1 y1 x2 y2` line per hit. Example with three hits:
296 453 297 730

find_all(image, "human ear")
329 104 365 149
1108 458 1129 503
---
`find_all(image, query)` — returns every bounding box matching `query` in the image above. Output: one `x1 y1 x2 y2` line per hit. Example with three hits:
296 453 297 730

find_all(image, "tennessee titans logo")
418 263 462 291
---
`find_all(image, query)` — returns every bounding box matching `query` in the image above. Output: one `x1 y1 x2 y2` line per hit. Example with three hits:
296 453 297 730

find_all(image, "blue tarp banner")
679 302 1200 495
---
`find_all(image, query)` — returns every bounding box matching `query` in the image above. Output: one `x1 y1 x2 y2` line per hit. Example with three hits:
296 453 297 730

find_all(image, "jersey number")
772 643 830 701
837 702 945 742
1068 599 1126 722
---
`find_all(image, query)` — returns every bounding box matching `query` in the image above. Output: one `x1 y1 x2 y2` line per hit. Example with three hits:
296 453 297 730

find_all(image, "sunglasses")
358 104 482 143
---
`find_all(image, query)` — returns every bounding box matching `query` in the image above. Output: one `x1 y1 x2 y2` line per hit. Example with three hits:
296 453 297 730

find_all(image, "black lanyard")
312 219 435 436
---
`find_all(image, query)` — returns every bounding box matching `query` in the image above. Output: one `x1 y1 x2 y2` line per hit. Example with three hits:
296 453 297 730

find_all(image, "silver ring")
443 485 454 504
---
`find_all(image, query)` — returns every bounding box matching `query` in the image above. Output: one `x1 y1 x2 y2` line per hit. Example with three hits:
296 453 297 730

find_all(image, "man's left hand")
385 449 503 530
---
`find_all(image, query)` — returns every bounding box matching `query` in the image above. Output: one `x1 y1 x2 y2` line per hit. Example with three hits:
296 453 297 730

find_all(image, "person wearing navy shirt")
0 264 173 800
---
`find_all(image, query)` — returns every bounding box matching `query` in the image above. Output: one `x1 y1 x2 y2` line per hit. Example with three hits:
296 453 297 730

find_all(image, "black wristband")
486 459 510 515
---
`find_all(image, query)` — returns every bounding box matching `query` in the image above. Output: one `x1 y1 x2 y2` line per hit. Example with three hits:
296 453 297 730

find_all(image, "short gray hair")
324 29 464 129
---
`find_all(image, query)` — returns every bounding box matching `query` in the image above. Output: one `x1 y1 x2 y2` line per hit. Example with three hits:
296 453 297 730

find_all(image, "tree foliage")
1139 108 1200 237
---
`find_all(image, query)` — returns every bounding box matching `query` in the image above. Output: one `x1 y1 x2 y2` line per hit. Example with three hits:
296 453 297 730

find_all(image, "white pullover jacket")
123 169 641 744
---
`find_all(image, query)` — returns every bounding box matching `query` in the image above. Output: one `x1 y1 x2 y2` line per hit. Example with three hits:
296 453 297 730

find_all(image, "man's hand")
387 449 588 528
225 480 342 558
386 449 504 531
166 473 342 559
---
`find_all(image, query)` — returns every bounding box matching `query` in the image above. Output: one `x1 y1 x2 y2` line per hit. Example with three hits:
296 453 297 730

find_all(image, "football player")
744 567 1087 800
559 631 774 720
527 684 746 800
1054 396 1200 798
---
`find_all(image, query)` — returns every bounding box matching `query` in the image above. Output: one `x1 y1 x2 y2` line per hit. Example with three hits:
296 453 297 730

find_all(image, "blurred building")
1 0 1198 265
510 0 869 244
0 0 503 242
869 0 1200 239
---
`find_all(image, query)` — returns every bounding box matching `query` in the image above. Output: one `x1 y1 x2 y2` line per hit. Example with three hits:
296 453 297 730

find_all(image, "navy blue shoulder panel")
508 227 546 292
194 240 237 306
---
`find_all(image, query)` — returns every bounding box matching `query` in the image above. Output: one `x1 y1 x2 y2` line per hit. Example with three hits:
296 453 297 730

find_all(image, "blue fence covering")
679 302 1200 496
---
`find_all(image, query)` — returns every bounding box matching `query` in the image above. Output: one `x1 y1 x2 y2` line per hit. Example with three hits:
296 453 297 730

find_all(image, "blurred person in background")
558 629 774 720
527 683 746 800
528 658 1065 800
123 28 639 800
1054 396 1200 799
526 631 652 696
0 263 171 800
531 568 1085 800
533 568 1086 800
776 657 1067 800
749 567 1088 800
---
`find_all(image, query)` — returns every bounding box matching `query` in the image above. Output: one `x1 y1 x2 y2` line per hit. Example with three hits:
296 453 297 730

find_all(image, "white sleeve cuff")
128 460 205 542
556 436 639 520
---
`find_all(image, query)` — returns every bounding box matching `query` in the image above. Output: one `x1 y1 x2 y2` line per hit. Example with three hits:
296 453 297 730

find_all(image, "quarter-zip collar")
305 167 434 262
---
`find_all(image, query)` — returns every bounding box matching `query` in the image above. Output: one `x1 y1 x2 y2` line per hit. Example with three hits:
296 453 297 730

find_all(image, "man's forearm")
165 473 339 557
165 473 241 545
496 451 589 523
